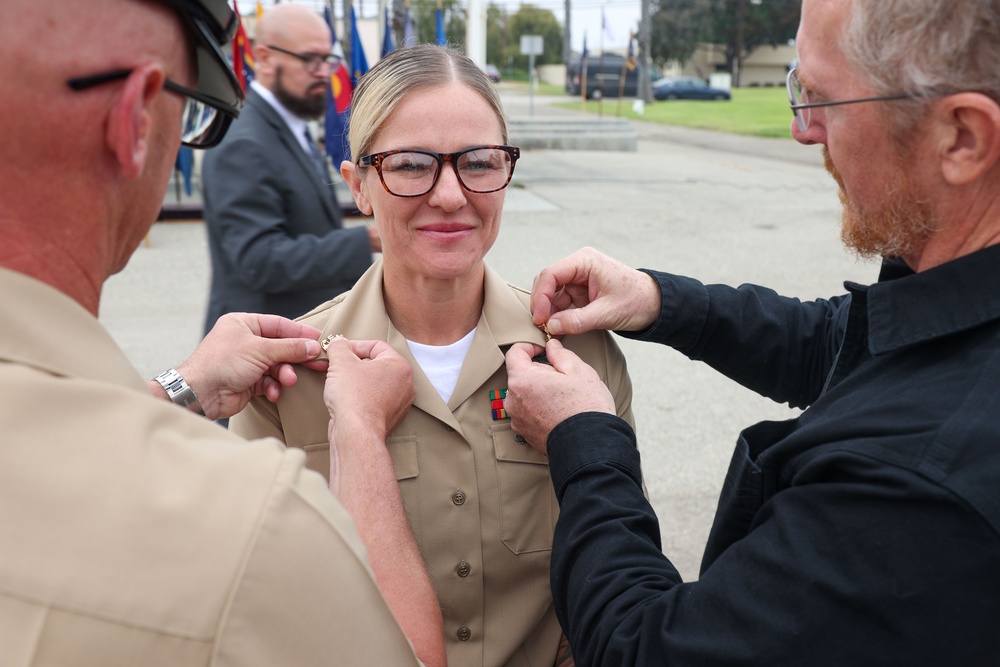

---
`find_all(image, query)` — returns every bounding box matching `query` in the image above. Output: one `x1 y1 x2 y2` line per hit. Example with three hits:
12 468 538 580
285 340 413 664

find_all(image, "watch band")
153 368 205 416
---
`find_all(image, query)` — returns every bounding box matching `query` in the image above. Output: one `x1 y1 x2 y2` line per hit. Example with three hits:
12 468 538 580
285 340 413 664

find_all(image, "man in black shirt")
504 0 1000 664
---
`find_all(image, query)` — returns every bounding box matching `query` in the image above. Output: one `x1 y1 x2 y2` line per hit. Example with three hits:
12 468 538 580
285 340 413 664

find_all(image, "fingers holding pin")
321 333 344 351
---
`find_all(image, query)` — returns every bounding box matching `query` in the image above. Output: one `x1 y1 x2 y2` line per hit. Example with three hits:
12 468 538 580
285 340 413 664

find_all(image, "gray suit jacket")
201 89 372 333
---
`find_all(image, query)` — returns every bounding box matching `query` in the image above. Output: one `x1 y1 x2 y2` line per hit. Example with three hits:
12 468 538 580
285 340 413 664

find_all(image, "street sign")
519 35 543 56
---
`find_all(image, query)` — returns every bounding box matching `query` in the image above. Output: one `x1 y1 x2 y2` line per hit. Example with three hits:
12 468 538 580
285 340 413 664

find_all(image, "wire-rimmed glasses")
267 45 342 74
786 67 949 133
359 145 521 197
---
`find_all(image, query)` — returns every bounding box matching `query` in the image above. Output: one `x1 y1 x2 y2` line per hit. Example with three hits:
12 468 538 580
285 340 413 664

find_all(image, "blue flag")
435 5 446 45
350 6 369 86
324 7 351 168
174 147 194 196
382 6 395 57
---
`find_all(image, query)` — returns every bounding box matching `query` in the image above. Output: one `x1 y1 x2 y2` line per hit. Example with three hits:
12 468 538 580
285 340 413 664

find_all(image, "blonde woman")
233 44 635 667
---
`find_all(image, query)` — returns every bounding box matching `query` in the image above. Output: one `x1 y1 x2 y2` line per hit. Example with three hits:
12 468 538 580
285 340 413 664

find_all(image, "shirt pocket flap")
387 435 419 481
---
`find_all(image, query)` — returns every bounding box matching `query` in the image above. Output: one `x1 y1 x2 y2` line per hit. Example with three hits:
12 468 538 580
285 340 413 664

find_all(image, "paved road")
101 85 879 580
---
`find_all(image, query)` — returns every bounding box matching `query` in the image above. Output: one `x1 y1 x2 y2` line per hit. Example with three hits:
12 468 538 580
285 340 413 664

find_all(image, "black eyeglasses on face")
267 45 342 74
785 66 960 133
358 145 521 197
67 69 235 148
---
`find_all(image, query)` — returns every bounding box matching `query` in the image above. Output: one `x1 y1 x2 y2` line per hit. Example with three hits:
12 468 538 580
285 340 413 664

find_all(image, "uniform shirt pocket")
492 423 557 555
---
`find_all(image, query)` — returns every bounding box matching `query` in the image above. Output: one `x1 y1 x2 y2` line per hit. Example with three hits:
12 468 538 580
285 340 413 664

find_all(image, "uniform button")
457 625 472 641
456 561 471 577
452 490 466 506
513 433 527 443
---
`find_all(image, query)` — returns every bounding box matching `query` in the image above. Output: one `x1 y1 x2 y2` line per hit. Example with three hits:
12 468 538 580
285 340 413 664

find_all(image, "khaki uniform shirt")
233 261 635 667
0 267 420 667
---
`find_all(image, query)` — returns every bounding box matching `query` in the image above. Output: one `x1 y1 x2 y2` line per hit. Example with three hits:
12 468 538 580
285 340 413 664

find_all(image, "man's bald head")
253 4 332 118
0 0 198 312
257 3 331 47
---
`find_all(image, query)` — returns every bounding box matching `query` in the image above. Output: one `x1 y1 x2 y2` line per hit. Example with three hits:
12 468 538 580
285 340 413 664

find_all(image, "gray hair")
348 44 508 162
843 0 1000 102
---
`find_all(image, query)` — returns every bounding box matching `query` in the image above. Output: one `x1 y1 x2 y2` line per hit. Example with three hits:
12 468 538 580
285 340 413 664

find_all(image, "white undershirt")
406 328 477 404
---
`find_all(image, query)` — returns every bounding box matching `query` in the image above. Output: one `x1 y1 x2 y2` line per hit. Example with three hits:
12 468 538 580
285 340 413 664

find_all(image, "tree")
651 0 800 76
486 3 508 69
505 4 563 69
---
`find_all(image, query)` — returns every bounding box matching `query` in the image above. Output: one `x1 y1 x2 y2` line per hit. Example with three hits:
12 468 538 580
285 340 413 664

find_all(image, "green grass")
552 86 795 139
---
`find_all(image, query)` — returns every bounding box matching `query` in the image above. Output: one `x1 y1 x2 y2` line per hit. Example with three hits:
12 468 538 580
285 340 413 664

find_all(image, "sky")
238 0 640 53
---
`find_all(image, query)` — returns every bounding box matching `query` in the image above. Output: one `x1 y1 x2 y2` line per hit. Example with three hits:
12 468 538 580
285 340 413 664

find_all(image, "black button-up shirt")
548 245 1000 666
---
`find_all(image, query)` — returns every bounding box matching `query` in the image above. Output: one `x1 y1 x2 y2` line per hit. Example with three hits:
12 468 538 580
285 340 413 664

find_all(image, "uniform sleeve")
603 331 636 430
617 270 849 409
230 393 284 443
214 449 422 666
202 135 372 294
546 413 1000 667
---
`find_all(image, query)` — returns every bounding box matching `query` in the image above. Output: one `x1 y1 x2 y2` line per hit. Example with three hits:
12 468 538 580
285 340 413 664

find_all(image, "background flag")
435 0 446 45
324 7 352 167
350 6 369 86
381 5 395 57
627 30 636 70
174 147 194 197
232 2 255 91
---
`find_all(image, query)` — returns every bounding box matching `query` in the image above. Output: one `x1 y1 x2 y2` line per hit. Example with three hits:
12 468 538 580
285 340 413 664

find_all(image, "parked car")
484 64 501 83
566 53 662 99
653 76 731 101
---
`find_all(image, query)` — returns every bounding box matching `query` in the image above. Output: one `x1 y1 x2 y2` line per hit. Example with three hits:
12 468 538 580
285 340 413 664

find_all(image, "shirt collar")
316 261 548 348
850 245 1000 355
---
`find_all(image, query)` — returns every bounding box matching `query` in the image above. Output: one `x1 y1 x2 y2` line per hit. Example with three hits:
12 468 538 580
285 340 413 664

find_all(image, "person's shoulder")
296 288 353 327
502 278 624 359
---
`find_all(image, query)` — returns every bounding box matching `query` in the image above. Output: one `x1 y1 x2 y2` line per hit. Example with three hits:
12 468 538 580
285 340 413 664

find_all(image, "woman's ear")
105 63 166 180
341 160 373 215
935 93 1000 186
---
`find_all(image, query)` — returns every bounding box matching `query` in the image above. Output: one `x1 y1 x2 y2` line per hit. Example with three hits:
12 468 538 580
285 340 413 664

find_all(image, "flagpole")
343 0 353 66
597 0 605 118
616 29 632 117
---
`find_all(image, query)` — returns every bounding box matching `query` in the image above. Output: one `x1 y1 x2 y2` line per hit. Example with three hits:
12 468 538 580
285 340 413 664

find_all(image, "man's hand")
168 313 326 421
504 339 616 453
530 247 661 336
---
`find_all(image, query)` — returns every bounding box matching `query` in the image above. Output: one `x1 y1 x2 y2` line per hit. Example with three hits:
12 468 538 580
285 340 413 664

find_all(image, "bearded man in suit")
202 3 378 332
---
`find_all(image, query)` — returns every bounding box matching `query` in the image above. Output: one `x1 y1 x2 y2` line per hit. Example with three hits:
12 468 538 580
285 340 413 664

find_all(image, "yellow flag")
256 1 264 21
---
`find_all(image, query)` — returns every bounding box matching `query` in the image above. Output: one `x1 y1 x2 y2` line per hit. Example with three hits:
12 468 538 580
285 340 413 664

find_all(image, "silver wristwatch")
153 368 205 416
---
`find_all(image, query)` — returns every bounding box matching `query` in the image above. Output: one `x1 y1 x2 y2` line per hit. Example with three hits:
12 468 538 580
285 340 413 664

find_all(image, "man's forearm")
548 413 681 666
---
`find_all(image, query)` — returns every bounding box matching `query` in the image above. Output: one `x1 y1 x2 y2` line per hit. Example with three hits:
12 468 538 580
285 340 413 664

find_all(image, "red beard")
823 146 936 261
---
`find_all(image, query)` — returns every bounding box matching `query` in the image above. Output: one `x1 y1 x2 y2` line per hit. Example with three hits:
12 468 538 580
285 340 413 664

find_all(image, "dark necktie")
302 127 327 179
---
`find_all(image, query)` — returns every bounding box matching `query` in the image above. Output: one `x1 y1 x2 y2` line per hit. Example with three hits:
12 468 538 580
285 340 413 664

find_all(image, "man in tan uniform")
0 0 444 665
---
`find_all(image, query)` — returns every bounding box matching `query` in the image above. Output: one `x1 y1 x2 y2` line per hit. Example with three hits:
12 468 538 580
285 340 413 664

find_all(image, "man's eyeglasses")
786 67 953 133
67 69 235 148
358 145 521 197
267 45 342 74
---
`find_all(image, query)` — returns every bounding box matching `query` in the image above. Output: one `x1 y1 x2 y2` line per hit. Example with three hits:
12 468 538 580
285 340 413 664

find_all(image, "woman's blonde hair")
347 44 509 164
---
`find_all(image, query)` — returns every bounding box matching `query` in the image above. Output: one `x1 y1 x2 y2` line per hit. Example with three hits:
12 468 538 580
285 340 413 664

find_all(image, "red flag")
330 62 352 114
232 3 255 92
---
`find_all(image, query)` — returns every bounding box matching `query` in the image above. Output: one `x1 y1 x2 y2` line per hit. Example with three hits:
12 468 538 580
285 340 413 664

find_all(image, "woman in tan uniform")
232 44 635 667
